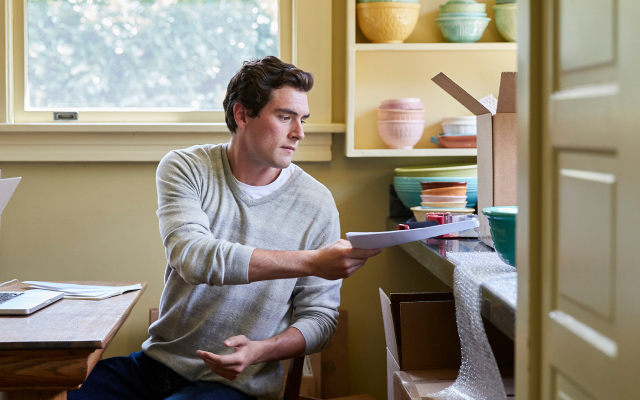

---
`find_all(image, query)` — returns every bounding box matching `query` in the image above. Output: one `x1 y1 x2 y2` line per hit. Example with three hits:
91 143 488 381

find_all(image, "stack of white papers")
24 281 142 300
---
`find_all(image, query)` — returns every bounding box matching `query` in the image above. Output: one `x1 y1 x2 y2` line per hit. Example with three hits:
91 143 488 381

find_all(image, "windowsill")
0 123 345 162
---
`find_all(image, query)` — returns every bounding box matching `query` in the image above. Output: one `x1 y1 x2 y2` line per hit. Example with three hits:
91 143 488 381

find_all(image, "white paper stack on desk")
24 281 142 300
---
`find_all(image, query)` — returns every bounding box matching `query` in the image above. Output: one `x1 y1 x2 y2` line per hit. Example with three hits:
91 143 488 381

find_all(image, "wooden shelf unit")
345 0 517 158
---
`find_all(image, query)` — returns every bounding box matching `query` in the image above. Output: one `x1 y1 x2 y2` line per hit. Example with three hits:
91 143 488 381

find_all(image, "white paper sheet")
0 177 21 214
346 220 479 249
24 281 142 300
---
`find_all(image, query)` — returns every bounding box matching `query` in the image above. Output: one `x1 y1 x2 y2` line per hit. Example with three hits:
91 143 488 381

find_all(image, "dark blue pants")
67 351 257 400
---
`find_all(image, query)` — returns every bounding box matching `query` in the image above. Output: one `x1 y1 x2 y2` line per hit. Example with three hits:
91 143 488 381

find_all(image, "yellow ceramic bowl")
356 3 421 44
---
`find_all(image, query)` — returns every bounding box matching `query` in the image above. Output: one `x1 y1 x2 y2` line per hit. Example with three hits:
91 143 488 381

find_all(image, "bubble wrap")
479 94 498 115
427 252 517 400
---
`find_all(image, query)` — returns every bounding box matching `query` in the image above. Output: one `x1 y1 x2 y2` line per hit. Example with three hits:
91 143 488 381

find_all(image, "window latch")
54 112 78 121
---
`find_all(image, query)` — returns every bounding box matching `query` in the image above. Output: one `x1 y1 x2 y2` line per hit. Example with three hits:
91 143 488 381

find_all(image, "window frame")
0 0 344 162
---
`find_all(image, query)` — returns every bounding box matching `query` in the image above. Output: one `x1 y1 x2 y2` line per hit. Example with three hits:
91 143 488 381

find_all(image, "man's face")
238 86 309 170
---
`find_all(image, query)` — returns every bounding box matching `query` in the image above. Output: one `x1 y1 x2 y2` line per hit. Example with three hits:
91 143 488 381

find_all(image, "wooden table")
0 281 146 400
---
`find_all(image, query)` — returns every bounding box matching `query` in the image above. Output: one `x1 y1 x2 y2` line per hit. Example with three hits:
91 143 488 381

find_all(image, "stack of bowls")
432 116 477 148
436 0 490 43
392 163 478 220
494 0 517 42
377 98 425 149
421 181 469 209
356 0 421 44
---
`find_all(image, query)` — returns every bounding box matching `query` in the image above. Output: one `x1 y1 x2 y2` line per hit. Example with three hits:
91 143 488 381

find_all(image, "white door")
520 0 640 398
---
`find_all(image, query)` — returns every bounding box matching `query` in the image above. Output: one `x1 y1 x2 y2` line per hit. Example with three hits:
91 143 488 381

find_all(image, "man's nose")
291 120 305 140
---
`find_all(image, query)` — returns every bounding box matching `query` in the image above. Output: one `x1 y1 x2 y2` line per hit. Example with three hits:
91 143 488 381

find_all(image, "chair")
282 355 319 400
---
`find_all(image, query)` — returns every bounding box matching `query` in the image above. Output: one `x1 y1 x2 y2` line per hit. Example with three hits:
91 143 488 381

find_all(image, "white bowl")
421 201 468 208
420 194 468 202
377 120 425 149
377 108 425 121
442 124 477 135
442 116 476 124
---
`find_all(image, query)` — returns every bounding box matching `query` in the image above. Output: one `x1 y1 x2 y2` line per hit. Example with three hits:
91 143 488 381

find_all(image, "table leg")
5 390 66 400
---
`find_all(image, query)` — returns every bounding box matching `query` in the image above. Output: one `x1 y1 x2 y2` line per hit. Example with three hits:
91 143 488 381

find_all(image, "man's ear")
233 103 249 130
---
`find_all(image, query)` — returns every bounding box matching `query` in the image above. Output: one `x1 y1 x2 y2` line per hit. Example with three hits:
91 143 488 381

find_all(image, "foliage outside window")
26 0 278 113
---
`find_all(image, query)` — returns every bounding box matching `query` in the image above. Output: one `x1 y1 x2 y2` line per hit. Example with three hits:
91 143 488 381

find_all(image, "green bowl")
482 206 517 266
439 0 486 14
494 3 517 42
436 16 490 43
394 163 477 177
357 0 419 3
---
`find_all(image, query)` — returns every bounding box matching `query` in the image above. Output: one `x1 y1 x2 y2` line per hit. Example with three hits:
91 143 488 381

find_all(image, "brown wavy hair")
222 56 314 134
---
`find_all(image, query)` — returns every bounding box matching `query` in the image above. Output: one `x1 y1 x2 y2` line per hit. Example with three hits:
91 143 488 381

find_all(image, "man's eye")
301 120 307 124
280 116 290 121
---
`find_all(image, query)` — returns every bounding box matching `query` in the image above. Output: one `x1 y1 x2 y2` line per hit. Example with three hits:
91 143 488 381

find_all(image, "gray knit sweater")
142 143 342 400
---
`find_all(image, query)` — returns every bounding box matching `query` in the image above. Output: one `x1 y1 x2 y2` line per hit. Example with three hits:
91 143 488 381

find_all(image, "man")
68 56 380 400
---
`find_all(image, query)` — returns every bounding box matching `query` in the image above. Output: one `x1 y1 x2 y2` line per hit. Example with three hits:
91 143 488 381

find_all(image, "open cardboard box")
0 170 21 240
379 289 460 400
380 289 515 400
431 72 518 247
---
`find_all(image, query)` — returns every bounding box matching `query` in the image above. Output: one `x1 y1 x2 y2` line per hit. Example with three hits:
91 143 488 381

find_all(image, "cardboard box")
393 369 516 400
379 289 461 400
431 72 518 247
320 309 349 398
0 170 21 240
381 289 515 400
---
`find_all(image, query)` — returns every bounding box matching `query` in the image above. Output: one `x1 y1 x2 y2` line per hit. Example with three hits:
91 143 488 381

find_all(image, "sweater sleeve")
156 149 254 286
290 212 342 354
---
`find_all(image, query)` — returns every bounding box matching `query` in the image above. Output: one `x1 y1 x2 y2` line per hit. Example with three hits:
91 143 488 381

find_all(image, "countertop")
387 218 516 340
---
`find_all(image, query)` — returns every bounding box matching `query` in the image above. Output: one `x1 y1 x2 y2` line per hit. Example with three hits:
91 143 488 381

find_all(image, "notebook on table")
0 289 64 315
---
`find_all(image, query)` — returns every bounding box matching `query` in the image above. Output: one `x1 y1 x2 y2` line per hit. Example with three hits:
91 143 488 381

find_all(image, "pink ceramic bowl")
379 98 424 110
377 120 425 149
377 108 425 121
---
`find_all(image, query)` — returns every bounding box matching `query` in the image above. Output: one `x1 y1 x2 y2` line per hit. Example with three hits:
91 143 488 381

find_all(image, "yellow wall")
0 1 503 398
0 136 472 398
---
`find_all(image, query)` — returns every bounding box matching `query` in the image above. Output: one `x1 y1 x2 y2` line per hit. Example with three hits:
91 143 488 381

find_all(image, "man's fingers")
353 247 382 258
224 335 248 348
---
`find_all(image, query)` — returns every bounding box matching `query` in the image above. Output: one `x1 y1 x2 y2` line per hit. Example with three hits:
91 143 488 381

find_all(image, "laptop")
0 289 64 315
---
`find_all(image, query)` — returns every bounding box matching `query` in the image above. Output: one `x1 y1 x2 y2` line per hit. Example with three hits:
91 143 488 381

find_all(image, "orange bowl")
420 181 467 190
421 186 467 196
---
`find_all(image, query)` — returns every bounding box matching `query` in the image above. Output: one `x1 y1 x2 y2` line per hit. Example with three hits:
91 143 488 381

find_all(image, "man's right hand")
309 239 381 280
248 241 381 282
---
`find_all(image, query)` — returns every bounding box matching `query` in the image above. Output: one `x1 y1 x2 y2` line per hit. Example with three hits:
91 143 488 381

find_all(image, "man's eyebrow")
275 108 310 119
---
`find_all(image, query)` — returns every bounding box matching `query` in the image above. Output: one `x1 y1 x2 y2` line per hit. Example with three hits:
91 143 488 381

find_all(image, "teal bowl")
482 206 517 266
436 16 490 43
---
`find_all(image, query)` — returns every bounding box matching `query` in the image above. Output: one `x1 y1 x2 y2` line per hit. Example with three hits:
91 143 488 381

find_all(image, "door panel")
556 152 616 320
538 0 640 399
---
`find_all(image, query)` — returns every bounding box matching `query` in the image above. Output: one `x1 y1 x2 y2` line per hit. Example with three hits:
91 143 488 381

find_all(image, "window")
17 0 279 122
0 0 338 162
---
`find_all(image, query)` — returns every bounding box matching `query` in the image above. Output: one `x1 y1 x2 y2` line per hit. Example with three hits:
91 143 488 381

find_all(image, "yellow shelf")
347 148 477 157
354 43 517 52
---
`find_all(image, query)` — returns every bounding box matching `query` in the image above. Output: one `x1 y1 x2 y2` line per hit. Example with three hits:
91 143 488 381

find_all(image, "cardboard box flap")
398 299 461 370
496 72 517 114
379 288 400 362
431 73 492 116
389 292 454 350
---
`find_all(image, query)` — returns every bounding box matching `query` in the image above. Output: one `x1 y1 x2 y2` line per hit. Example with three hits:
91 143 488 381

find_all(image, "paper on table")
346 220 479 249
24 281 142 300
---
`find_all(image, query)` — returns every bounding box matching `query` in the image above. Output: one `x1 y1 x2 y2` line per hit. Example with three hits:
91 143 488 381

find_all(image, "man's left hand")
197 335 261 380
